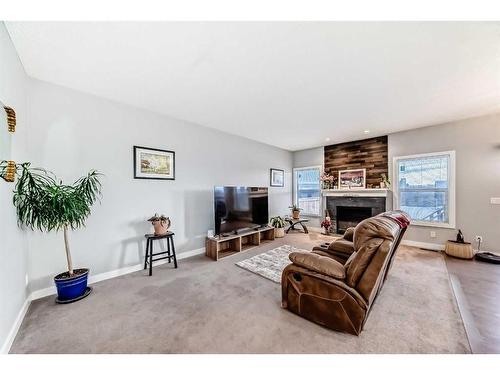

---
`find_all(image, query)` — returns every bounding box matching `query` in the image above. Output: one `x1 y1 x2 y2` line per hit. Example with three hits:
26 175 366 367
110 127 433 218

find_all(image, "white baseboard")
1 297 30 354
177 247 206 259
1 246 205 354
402 239 445 251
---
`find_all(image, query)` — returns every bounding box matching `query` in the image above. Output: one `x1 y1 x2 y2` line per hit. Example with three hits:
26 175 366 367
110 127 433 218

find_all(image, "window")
293 166 321 217
393 151 455 228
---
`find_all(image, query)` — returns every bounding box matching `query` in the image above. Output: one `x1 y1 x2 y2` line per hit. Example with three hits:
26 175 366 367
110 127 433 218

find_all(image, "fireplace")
326 195 386 234
337 206 372 234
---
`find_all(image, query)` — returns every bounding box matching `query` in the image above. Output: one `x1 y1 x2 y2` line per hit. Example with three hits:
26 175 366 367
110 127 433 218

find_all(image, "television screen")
214 186 269 235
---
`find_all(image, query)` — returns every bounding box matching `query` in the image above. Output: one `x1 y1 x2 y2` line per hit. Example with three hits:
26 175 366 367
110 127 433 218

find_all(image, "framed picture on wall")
270 168 284 187
133 146 175 180
338 168 366 189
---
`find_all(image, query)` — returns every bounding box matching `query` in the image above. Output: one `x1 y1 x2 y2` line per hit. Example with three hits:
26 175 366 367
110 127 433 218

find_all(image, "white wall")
0 23 29 353
389 114 500 251
293 147 324 169
25 79 293 292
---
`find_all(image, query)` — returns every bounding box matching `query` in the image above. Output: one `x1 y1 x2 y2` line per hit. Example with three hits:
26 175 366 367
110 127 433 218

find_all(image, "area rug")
235 244 301 283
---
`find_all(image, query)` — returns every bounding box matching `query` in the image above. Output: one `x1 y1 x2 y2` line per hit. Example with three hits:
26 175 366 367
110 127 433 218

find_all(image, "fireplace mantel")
322 188 390 198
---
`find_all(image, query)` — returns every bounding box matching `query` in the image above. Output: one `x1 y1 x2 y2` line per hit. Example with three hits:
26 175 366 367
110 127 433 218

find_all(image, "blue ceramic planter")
54 268 89 302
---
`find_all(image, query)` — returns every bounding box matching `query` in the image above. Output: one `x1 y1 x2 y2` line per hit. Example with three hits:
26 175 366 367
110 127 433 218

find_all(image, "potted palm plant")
11 162 102 303
270 216 286 238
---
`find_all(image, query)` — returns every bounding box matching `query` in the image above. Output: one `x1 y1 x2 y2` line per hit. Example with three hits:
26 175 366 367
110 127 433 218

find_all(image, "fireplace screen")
336 206 372 234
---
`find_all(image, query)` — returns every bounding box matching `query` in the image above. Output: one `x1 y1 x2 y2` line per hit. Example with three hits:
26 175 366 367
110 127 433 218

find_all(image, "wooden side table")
445 240 475 259
144 232 178 276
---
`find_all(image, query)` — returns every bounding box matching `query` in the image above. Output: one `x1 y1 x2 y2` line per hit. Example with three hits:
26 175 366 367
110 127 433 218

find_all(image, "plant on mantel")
320 172 335 189
380 173 391 188
5 161 103 302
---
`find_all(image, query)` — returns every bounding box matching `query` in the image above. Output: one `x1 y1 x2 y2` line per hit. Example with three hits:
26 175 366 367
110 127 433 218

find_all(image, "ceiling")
6 22 500 151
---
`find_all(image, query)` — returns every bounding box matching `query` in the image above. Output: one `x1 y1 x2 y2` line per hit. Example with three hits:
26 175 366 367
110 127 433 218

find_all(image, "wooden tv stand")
205 226 275 261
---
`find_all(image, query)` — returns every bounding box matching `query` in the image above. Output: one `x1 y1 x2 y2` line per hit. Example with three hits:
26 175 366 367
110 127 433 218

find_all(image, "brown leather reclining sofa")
281 211 410 335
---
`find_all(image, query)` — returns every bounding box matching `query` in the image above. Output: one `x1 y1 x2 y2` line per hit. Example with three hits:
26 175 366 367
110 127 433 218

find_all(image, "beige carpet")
10 234 470 353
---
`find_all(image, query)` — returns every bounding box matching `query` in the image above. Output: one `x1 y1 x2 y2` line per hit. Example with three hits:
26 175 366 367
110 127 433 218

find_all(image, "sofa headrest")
379 210 411 229
353 215 401 250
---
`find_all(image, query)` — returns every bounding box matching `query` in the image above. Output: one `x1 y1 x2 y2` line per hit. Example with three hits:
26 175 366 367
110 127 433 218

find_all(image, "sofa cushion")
327 238 355 255
312 249 351 264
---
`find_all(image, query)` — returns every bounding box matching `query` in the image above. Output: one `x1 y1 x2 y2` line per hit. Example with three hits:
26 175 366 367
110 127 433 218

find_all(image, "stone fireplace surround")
323 189 390 234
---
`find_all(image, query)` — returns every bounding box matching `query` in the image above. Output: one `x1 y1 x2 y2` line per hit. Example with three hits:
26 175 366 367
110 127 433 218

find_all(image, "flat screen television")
214 186 269 235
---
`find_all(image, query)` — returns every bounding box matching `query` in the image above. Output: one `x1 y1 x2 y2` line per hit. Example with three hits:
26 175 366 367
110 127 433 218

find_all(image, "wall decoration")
0 160 16 182
134 146 175 180
0 100 15 182
4 105 16 133
270 168 284 187
338 168 366 189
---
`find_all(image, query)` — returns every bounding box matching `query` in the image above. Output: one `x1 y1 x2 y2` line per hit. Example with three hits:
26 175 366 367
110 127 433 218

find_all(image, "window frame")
393 150 456 229
293 165 322 218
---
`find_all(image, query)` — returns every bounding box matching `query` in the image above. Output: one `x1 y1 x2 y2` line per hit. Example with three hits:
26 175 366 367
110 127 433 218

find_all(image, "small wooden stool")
144 232 178 276
445 240 475 260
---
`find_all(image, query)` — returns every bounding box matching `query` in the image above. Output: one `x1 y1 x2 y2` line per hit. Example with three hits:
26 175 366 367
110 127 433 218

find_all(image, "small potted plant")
11 162 102 303
148 213 171 236
380 173 391 188
288 204 302 220
321 217 332 235
270 216 286 238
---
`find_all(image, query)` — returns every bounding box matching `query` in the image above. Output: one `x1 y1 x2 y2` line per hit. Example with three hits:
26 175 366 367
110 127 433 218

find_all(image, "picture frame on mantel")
133 146 175 180
270 168 284 187
338 168 366 189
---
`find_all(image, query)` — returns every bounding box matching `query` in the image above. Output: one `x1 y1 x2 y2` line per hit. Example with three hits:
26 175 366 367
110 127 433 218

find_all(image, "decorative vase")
380 181 386 188
292 210 300 220
275 227 285 238
148 214 171 236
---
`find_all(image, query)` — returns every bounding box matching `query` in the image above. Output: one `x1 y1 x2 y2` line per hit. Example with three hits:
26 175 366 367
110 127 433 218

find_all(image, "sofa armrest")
326 238 355 257
343 227 355 241
289 251 346 279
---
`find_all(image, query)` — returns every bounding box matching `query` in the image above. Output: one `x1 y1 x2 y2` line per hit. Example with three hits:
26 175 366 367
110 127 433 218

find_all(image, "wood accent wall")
324 136 388 187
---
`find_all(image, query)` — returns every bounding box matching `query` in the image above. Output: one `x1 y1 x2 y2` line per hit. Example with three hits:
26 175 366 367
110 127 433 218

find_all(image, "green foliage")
270 216 286 228
381 173 391 186
12 162 102 232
